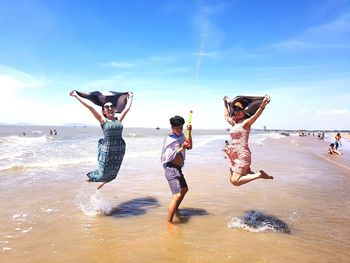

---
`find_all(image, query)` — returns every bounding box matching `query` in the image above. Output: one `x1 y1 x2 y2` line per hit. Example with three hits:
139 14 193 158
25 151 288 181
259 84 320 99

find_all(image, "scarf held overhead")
75 90 129 113
229 95 264 117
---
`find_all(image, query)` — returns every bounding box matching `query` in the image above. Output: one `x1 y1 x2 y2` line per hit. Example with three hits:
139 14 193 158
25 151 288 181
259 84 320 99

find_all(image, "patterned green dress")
87 119 126 182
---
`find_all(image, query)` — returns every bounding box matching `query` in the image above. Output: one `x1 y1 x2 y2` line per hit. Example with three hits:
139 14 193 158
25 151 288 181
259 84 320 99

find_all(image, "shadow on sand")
175 207 209 224
233 210 291 234
110 197 160 218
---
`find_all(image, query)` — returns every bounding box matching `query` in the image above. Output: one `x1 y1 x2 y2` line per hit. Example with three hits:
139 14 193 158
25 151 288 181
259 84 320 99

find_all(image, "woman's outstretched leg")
97 182 107 190
229 169 273 186
86 180 107 190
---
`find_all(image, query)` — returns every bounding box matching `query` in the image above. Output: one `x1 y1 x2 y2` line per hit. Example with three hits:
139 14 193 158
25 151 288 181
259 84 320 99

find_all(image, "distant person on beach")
335 133 342 150
328 143 342 155
49 130 53 135
54 129 57 135
69 90 133 190
320 132 325 140
222 95 273 186
161 116 192 223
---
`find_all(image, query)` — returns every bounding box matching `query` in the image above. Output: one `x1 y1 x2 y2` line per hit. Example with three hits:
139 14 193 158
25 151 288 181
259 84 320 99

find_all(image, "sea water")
0 125 350 262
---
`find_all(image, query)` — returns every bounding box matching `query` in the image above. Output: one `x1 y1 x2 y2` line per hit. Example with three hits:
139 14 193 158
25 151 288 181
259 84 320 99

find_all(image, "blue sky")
0 0 349 130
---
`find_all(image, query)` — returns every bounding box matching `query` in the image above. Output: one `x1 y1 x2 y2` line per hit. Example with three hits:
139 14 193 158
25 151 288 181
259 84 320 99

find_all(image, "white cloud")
317 109 350 115
270 40 316 51
269 13 350 52
193 51 218 58
0 66 55 124
193 2 225 51
106 62 135 68
0 65 43 122
305 13 350 38
150 67 190 75
148 55 178 64
297 109 307 114
103 54 180 69
0 65 43 91
271 40 350 52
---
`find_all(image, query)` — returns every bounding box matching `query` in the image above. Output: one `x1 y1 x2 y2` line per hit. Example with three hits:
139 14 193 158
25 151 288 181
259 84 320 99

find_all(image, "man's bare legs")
167 187 188 223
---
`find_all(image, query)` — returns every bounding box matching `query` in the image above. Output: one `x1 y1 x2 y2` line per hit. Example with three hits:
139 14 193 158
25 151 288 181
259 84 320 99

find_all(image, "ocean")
1 125 350 262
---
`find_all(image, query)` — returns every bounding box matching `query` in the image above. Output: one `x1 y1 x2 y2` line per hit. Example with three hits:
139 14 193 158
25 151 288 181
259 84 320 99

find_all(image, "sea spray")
228 210 291 233
76 189 114 216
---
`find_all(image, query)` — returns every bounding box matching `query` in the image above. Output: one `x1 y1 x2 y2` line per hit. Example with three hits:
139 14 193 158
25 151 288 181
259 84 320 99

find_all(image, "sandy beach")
1 126 350 262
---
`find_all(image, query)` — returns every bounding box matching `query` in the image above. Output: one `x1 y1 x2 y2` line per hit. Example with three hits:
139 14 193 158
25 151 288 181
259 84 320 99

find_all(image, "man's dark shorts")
164 163 188 194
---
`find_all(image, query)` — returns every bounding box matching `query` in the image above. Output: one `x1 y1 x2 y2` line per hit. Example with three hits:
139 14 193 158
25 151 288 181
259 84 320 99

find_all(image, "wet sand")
1 135 350 262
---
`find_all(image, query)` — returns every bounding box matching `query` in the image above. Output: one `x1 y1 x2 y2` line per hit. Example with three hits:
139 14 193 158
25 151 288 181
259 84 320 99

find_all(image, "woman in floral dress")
223 95 273 186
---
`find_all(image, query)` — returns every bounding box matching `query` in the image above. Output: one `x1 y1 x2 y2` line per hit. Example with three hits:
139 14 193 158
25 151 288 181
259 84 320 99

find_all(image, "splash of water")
76 190 114 216
228 210 291 233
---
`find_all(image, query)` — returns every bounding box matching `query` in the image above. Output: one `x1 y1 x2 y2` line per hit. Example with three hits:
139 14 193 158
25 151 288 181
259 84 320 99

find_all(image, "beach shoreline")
1 128 350 262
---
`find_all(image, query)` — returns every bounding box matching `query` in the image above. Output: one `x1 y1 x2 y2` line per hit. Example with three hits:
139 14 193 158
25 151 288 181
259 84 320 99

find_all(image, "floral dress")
87 119 126 182
223 118 251 175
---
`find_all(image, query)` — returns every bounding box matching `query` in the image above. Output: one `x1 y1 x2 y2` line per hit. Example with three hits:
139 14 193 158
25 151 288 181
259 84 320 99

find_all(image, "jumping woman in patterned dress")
69 90 133 190
223 95 273 186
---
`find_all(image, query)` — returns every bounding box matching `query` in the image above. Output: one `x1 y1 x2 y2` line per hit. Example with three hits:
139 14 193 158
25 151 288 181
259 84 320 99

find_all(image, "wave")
195 135 228 148
0 156 95 173
250 132 285 145
0 151 24 161
125 150 160 158
0 135 50 146
124 135 228 159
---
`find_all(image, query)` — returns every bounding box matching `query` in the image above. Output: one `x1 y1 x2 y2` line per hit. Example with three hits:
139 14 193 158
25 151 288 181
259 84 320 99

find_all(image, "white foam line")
195 135 228 148
0 156 95 172
22 227 32 233
316 153 350 171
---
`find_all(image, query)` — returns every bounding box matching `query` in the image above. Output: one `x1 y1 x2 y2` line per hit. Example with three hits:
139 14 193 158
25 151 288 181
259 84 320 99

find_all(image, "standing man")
161 116 192 223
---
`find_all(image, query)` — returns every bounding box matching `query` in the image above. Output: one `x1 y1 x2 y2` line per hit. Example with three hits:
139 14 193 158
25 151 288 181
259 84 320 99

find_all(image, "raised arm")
243 95 270 128
223 96 235 126
69 90 104 124
117 92 133 122
223 96 230 118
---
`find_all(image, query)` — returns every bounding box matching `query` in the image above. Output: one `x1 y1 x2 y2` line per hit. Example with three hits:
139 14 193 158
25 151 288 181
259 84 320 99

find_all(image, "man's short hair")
170 115 185 127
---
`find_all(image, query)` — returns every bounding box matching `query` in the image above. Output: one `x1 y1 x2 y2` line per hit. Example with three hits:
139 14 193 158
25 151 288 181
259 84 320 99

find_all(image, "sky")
0 0 349 130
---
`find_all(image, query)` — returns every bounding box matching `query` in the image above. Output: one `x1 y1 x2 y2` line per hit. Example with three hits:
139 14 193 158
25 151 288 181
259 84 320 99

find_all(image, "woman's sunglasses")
104 104 115 109
232 106 243 112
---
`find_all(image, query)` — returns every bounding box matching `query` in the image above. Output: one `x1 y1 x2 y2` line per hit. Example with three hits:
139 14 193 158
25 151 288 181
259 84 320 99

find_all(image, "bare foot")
167 222 179 233
259 170 273 180
97 182 107 190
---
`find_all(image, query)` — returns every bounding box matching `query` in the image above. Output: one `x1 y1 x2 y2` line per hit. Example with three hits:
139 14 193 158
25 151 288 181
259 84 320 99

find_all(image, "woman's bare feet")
85 180 106 190
259 170 273 180
97 182 107 190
